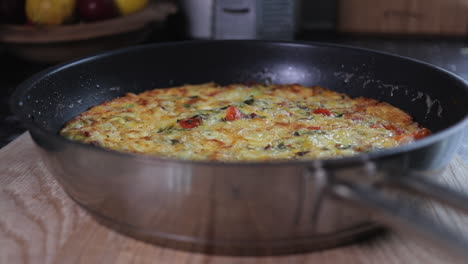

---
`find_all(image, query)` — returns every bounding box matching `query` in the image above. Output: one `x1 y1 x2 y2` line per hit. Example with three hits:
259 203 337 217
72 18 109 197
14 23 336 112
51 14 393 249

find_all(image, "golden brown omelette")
60 83 430 161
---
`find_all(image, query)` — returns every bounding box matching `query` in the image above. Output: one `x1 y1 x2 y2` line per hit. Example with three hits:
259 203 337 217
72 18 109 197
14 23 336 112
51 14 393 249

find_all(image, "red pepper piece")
179 116 202 129
225 106 243 121
307 126 321 130
413 128 431 140
313 108 334 116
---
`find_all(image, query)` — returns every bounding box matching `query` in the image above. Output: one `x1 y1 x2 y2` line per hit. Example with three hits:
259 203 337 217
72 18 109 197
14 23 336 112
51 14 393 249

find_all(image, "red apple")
0 0 26 24
77 0 118 22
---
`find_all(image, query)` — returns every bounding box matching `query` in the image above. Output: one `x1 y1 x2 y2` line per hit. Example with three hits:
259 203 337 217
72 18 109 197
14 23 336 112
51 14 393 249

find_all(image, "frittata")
60 83 430 161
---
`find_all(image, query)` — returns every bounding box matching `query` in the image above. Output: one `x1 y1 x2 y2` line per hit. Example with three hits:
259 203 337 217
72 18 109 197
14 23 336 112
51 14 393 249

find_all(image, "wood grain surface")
1 133 467 264
338 0 468 36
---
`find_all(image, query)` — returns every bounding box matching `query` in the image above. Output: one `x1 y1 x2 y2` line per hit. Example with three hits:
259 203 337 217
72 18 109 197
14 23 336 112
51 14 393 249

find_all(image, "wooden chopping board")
1 133 468 264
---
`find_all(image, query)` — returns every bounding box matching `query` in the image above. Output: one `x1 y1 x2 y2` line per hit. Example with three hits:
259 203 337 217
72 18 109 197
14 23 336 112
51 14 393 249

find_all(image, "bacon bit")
370 123 383 129
307 126 321 130
84 131 91 137
179 116 202 129
313 108 334 116
249 113 258 119
383 124 405 135
277 101 287 107
264 144 272 150
225 106 244 121
413 128 431 140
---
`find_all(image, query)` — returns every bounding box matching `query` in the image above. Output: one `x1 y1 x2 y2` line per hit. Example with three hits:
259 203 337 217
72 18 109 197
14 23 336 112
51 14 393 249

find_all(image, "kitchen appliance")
181 0 298 39
11 41 468 256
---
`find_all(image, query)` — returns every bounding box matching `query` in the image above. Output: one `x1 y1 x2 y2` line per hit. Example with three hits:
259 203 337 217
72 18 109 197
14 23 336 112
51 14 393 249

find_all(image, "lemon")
115 0 149 15
26 0 76 25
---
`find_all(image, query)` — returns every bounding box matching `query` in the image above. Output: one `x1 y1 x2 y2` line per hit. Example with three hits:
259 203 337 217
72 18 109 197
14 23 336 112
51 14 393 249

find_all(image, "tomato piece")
225 105 243 121
179 116 202 129
383 124 405 135
307 126 321 130
313 108 334 116
413 128 431 140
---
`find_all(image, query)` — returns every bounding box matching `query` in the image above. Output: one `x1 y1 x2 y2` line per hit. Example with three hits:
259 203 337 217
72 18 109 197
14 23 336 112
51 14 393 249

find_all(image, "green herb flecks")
243 98 255 105
303 130 325 135
157 125 175 134
277 142 287 149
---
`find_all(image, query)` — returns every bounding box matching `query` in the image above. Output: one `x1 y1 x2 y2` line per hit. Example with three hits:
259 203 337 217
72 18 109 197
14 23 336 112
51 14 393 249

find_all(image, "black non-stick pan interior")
12 41 468 135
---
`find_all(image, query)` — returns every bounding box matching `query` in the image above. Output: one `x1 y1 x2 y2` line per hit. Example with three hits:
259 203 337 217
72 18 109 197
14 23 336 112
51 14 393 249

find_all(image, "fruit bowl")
0 2 176 63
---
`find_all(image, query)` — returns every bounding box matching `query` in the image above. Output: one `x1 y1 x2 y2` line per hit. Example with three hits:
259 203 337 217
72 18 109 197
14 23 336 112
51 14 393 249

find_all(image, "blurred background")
1 0 468 152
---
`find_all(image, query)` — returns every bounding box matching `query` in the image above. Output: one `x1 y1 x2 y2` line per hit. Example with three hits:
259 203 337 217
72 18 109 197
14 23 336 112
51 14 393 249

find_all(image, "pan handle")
385 175 468 214
329 170 468 259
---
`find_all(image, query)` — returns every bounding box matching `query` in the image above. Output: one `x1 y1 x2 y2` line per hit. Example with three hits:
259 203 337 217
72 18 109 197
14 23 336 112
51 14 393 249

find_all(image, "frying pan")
10 41 468 256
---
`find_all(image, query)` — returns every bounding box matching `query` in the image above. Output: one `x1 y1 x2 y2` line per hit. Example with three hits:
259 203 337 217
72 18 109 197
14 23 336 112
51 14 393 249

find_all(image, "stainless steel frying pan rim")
11 40 468 168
